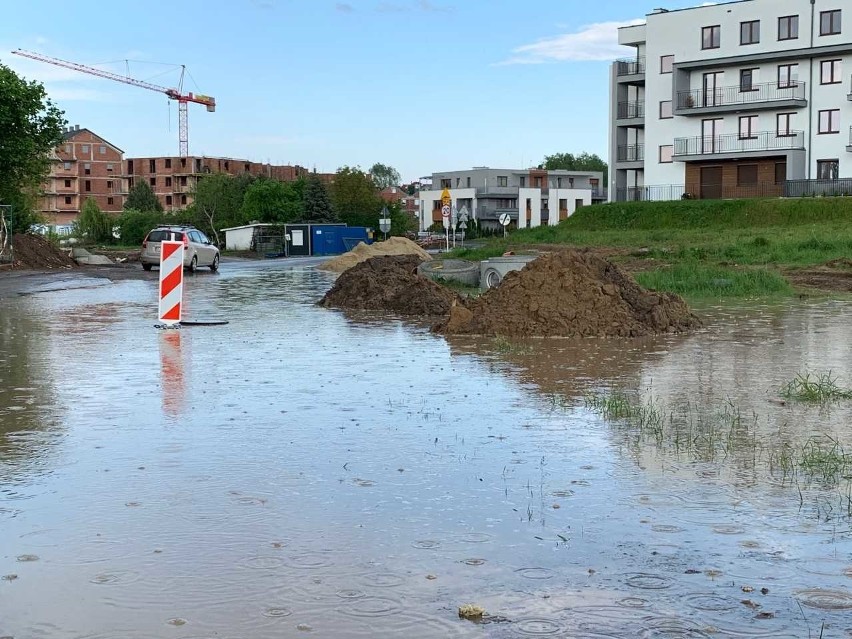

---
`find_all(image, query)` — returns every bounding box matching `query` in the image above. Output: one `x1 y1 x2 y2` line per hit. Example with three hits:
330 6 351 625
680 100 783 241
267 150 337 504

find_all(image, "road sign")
441 188 451 207
441 205 450 218
459 205 469 222
378 218 391 233
459 221 468 230
499 212 512 226
451 205 458 225
157 240 184 326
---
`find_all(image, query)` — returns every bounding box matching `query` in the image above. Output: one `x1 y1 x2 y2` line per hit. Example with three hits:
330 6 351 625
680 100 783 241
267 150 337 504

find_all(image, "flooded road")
2 261 852 638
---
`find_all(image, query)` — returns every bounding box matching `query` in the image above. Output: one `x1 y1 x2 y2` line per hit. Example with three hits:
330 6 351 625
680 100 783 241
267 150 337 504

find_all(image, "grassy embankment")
451 198 852 299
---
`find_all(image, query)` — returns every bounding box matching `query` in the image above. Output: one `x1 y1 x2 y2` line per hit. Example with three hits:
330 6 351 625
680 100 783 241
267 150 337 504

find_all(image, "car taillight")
182 234 188 247
142 240 147 248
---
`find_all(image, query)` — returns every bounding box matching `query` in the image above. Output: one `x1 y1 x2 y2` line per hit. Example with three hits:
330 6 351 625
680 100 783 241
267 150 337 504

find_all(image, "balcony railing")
616 144 644 162
615 57 645 76
617 101 645 119
615 182 786 201
673 131 804 157
676 81 807 110
591 188 608 200
786 178 852 197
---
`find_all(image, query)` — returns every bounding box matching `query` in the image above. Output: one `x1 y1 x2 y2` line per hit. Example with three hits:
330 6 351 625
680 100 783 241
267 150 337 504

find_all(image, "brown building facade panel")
684 158 786 199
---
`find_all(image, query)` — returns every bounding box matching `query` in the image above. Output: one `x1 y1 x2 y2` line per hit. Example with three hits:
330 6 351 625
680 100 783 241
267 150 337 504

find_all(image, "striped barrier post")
158 240 184 326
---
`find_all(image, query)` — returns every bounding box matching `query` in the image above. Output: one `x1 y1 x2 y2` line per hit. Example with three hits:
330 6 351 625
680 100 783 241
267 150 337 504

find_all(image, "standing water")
1 262 852 638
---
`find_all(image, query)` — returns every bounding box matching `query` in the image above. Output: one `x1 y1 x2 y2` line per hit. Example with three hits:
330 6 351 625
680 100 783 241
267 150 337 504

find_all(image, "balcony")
591 188 608 200
673 131 804 160
786 178 852 197
675 81 807 116
475 185 518 197
617 100 645 124
616 144 644 164
847 126 852 153
477 207 518 221
615 57 645 82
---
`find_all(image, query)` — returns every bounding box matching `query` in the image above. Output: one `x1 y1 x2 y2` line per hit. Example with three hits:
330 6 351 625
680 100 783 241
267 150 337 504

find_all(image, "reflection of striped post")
158 240 184 325
159 330 186 418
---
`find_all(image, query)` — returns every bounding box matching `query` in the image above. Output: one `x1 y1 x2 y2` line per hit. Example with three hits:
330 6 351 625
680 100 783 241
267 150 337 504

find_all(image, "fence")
785 178 852 197
613 180 852 202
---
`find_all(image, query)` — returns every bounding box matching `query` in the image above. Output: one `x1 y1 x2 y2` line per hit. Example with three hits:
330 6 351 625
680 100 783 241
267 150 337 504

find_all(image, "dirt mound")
318 237 432 273
10 234 76 269
435 250 700 338
319 255 461 316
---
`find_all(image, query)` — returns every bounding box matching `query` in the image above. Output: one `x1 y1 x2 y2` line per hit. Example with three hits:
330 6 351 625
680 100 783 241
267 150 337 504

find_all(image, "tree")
331 167 384 229
242 177 304 224
539 152 608 182
75 197 113 243
0 63 66 233
124 181 163 213
302 175 336 223
190 173 254 246
369 163 401 190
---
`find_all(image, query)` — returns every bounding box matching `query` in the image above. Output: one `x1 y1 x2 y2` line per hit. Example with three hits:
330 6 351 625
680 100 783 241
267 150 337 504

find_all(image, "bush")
116 209 193 245
75 198 113 243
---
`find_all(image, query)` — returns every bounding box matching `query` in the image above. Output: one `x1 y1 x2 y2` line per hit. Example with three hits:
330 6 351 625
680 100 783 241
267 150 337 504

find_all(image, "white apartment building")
609 0 852 201
417 167 604 232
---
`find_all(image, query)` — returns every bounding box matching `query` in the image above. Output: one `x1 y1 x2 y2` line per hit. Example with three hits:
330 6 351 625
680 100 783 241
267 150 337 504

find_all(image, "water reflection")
2 267 852 638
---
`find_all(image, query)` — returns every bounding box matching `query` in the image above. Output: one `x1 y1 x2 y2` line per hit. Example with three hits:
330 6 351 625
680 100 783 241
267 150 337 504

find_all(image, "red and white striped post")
158 240 184 326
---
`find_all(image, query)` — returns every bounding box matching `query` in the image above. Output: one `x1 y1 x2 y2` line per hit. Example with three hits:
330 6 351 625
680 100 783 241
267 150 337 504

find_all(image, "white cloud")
500 18 645 65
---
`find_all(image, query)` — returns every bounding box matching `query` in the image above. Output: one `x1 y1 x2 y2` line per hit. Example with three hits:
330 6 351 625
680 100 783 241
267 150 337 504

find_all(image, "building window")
740 68 758 92
440 178 451 188
165 158 172 169
64 179 71 188
455 177 461 187
778 15 799 40
660 100 673 119
820 10 841 36
84 163 91 175
166 195 173 206
821 59 842 84
107 180 113 189
64 144 71 154
107 197 114 205
817 159 839 179
497 176 508 187
165 177 172 187
84 180 91 192
775 162 787 184
99 145 106 155
818 109 840 134
533 177 542 188
740 20 760 45
519 177 525 187
65 196 71 205
777 63 798 88
181 195 187 205
81 145 90 153
777 112 795 136
702 25 721 49
659 145 674 163
466 177 471 187
737 164 758 185
63 162 71 170
150 177 156 186
556 177 563 188
149 159 156 172
739 115 758 139
107 163 113 172
660 55 674 73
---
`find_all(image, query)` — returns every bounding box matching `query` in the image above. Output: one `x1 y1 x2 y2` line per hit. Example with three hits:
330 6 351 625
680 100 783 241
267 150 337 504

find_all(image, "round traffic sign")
498 212 512 226
441 205 451 218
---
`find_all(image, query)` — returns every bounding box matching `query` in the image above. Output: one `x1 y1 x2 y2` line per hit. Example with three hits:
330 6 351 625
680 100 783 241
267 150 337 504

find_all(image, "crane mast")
12 49 215 157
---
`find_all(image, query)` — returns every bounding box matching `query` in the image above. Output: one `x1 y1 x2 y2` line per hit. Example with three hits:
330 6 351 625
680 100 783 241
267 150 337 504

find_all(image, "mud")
319 254 461 315
318 236 432 273
436 250 701 338
8 233 76 269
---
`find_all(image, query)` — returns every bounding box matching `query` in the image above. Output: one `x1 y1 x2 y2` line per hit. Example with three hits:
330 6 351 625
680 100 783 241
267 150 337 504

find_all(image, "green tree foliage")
369 163 401 190
242 177 305 224
539 152 608 181
331 167 383 228
302 175 336 223
75 198 113 243
124 180 163 213
116 209 191 245
0 63 66 233
190 173 255 246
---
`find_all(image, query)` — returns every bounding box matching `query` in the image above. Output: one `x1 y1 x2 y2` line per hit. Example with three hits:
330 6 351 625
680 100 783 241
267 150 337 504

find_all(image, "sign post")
157 240 184 327
450 206 458 249
441 187 451 252
499 212 512 238
378 206 391 240
458 205 469 248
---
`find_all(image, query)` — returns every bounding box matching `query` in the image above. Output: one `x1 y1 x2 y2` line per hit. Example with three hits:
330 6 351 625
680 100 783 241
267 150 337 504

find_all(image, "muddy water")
2 263 852 638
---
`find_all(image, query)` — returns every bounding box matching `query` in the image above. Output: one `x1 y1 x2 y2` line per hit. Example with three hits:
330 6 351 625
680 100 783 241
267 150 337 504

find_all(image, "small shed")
221 223 283 251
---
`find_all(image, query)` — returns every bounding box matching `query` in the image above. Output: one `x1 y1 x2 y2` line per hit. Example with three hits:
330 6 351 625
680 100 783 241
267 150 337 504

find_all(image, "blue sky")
3 0 702 181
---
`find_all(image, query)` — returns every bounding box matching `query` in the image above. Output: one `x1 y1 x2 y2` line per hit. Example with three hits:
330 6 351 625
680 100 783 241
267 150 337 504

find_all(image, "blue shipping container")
310 225 372 256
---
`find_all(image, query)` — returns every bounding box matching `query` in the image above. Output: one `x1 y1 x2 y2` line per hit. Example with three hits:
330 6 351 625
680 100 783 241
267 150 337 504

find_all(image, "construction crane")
12 49 215 157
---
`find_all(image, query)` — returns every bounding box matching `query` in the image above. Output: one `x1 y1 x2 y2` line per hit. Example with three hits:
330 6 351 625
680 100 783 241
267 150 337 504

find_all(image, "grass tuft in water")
781 372 852 403
492 336 533 355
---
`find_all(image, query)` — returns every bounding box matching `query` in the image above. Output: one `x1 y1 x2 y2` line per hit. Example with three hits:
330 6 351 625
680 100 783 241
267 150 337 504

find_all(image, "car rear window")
147 230 184 242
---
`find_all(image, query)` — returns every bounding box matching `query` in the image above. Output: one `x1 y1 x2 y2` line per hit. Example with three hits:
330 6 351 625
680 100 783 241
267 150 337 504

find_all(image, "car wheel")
210 254 219 272
188 255 197 273
142 263 153 271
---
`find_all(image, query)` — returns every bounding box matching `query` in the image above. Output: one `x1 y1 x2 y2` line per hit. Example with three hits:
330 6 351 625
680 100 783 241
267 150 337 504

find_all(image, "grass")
781 372 852 403
433 277 481 298
447 198 852 300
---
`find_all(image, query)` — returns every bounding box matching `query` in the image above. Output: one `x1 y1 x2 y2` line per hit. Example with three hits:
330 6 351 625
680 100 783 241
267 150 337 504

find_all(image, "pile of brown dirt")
10 234 76 269
318 237 432 273
319 255 461 316
435 250 700 338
